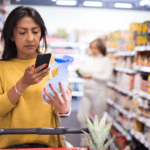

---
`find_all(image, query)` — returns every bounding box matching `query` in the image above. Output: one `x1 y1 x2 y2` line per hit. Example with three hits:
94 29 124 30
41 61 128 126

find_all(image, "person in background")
76 38 113 146
0 6 72 148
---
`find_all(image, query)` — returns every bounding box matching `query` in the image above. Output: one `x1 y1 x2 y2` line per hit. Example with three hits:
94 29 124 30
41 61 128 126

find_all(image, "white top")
81 54 113 91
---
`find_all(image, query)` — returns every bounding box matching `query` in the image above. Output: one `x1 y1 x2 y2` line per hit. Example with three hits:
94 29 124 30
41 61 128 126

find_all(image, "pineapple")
82 113 114 150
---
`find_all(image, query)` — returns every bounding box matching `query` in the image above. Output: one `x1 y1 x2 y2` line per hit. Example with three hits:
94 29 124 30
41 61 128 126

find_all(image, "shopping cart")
0 127 114 150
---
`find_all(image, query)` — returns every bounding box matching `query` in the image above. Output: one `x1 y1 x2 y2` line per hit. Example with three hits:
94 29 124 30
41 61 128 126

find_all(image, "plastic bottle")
42 55 74 104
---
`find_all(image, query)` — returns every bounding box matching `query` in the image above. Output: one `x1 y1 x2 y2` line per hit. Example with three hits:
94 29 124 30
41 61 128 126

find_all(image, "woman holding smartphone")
0 6 72 148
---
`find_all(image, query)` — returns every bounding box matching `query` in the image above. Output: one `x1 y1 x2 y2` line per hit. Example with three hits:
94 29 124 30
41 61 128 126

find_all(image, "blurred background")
0 0 150 149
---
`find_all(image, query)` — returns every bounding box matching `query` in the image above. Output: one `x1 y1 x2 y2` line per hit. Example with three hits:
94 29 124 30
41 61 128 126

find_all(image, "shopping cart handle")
66 128 89 134
0 128 89 135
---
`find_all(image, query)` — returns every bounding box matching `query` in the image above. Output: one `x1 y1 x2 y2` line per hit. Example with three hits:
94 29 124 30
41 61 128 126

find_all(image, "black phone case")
35 53 51 71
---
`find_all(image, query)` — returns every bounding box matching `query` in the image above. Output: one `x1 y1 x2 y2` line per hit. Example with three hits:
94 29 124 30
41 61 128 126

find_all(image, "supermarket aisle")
61 98 81 147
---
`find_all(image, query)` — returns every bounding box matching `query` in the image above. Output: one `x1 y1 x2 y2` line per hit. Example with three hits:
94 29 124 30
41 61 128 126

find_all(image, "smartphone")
35 53 51 71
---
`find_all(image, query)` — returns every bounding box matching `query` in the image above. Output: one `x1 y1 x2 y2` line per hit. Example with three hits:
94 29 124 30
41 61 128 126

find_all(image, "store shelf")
134 65 150 73
107 48 117 53
72 91 84 97
133 89 150 100
131 112 147 124
114 66 136 74
68 78 84 83
107 98 115 105
107 81 133 96
107 98 132 118
134 46 150 52
130 129 150 148
115 84 133 96
145 119 150 128
107 98 148 124
107 81 116 88
106 112 132 141
115 51 136 56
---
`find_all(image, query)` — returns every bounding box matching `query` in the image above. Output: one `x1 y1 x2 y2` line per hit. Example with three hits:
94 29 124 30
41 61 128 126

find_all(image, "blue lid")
55 55 74 63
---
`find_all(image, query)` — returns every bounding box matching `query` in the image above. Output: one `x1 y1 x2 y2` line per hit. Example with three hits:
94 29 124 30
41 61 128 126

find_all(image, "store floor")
61 98 81 147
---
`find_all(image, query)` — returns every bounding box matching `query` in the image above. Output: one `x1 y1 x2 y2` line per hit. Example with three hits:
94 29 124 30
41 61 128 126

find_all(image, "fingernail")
43 95 45 98
32 65 35 67
59 82 61 85
44 88 46 91
49 83 51 87
45 64 48 66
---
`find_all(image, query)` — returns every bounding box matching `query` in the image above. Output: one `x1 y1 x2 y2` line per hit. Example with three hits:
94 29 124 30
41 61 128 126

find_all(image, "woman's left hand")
43 82 71 116
82 73 92 79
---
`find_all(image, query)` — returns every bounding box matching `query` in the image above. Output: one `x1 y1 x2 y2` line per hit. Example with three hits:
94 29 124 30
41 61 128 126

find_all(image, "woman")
76 38 113 146
0 6 72 148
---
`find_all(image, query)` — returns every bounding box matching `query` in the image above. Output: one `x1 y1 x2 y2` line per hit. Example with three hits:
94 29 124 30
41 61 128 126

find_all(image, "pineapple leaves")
84 113 93 127
82 130 95 150
83 113 113 150
93 115 99 129
103 137 114 150
99 113 107 132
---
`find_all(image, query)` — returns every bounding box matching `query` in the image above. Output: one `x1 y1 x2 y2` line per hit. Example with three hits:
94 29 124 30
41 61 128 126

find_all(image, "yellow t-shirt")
0 56 71 148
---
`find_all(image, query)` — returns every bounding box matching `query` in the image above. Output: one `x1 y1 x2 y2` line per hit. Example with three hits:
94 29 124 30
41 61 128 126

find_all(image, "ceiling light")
114 3 133 8
83 1 103 7
56 0 77 6
139 0 150 6
52 0 57 2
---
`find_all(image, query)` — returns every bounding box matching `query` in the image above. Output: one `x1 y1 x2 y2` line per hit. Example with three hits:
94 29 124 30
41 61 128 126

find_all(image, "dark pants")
5 143 49 148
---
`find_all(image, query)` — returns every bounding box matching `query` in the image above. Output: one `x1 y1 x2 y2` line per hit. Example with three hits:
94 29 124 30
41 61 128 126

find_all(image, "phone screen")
35 53 51 71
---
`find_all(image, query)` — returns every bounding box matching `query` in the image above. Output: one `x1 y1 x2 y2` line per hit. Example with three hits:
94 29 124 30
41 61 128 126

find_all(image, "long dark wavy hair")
90 38 107 56
1 6 47 60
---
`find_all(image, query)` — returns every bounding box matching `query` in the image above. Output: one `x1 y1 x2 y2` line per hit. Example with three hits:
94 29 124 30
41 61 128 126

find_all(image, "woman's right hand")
21 64 50 86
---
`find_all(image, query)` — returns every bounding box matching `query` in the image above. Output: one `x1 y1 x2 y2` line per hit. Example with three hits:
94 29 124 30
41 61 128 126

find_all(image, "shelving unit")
134 65 150 73
107 43 150 149
114 66 136 74
107 81 133 96
115 51 136 57
106 112 132 141
130 129 150 148
134 46 150 52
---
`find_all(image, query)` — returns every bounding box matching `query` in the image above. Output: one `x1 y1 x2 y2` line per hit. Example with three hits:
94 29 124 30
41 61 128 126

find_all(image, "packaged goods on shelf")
141 78 149 92
144 125 150 143
134 74 142 90
116 72 134 91
136 34 149 46
143 21 150 35
137 97 145 116
136 23 143 36
108 88 117 102
131 94 139 113
134 118 144 132
111 129 129 150
134 73 150 93
136 51 150 66
143 99 150 118
116 56 134 69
